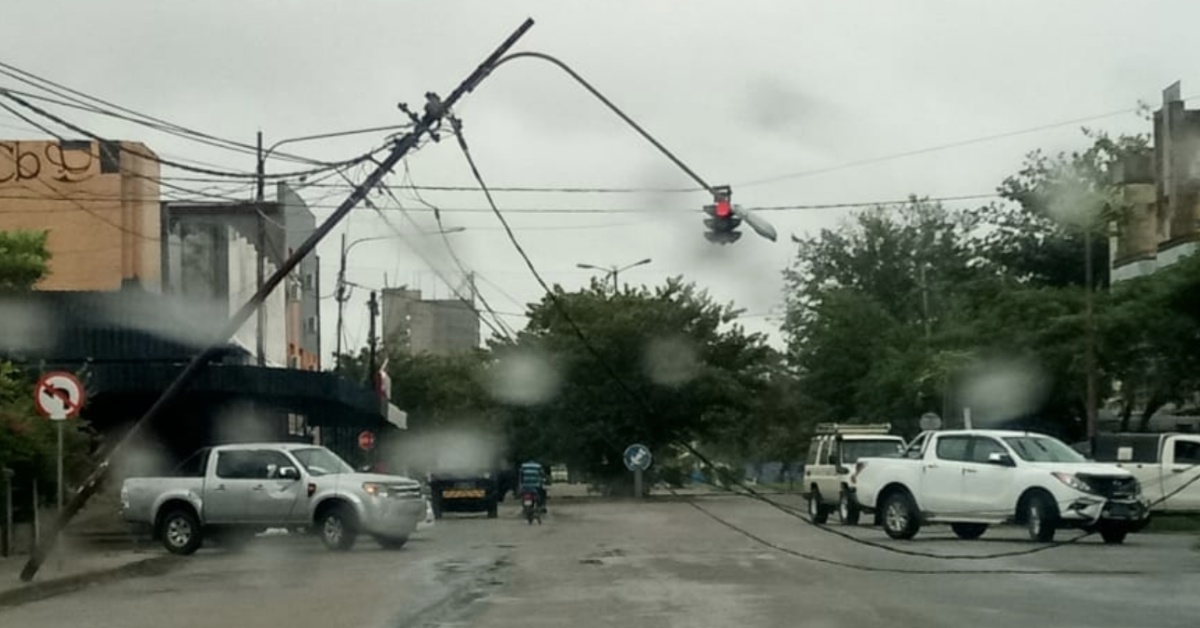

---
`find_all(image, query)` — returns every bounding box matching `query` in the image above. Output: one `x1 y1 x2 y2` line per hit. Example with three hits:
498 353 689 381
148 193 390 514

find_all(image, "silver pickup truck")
121 443 425 555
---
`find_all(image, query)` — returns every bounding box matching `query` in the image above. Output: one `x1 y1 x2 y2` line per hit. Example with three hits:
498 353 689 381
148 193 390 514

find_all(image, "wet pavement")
0 494 1196 627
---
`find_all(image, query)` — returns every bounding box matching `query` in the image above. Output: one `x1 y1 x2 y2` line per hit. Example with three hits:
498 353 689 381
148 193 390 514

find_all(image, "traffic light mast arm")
479 51 715 196
473 51 779 243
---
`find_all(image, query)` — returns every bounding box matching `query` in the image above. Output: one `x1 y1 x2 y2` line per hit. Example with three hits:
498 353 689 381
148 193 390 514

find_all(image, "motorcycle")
521 489 542 525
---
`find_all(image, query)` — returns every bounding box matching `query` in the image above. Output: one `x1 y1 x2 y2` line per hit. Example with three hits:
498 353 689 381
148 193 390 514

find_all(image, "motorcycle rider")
519 460 548 513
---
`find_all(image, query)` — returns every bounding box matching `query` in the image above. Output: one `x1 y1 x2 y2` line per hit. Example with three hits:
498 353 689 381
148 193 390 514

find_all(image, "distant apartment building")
381 288 480 356
0 139 161 290
1110 81 1200 282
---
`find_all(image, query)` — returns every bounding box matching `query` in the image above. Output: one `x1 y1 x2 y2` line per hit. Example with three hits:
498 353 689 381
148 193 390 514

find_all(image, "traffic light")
703 185 742 244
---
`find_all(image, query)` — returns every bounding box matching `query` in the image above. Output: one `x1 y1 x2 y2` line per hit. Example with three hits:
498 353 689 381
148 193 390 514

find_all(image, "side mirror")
987 452 1015 467
279 466 300 480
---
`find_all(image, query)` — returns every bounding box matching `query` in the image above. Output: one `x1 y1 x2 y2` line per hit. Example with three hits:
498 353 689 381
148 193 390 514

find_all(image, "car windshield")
1003 436 1087 463
12 6 1200 623
841 440 905 462
291 448 354 477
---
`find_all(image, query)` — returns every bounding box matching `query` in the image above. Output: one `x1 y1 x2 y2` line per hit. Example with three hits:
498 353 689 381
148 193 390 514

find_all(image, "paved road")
2 495 1197 627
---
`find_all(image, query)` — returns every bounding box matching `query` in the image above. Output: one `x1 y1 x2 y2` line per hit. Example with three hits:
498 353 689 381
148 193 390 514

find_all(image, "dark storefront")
0 288 394 471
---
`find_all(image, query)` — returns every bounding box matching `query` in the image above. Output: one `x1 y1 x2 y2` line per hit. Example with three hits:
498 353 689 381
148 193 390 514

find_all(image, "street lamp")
250 124 412 365
333 228 466 364
576 258 652 292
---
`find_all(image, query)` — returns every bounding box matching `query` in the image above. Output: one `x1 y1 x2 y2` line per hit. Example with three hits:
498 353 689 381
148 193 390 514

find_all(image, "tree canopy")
780 131 1196 440
498 277 775 485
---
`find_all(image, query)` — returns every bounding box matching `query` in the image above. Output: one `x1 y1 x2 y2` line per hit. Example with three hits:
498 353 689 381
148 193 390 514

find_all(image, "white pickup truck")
851 429 1150 544
1089 432 1200 513
121 443 425 555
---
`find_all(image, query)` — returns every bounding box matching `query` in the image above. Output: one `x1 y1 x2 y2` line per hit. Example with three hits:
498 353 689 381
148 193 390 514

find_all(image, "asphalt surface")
1 494 1197 628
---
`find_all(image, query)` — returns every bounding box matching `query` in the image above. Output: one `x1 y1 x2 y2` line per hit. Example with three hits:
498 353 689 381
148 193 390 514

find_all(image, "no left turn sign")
34 371 86 421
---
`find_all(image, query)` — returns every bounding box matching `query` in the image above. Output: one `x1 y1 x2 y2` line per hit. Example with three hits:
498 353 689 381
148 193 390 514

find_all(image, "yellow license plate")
442 489 485 499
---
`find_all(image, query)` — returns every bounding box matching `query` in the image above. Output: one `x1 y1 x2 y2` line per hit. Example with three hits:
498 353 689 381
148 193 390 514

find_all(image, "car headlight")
1051 472 1094 494
362 482 389 497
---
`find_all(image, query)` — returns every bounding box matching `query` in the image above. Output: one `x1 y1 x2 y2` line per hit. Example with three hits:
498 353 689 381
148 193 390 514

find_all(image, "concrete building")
161 201 290 367
278 182 321 370
1111 81 1200 282
381 287 480 356
0 139 161 290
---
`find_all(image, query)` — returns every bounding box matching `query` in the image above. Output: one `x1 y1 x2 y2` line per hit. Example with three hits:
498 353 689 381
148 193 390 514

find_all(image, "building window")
99 140 121 174
60 140 91 152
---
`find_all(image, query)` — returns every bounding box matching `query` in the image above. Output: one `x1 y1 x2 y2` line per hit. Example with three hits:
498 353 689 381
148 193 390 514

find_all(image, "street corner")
0 552 181 609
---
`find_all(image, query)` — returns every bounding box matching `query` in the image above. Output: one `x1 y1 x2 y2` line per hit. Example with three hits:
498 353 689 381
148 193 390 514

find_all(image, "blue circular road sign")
623 443 652 471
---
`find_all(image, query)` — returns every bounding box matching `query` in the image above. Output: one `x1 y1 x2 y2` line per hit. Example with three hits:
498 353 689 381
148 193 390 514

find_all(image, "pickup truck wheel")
881 492 920 540
838 490 861 525
1024 492 1058 542
319 505 358 551
950 523 988 540
807 488 830 524
159 509 203 556
487 500 499 519
1098 524 1128 545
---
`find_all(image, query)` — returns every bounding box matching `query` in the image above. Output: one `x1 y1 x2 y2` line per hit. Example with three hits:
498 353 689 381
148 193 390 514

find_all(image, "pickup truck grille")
1082 475 1139 499
388 484 422 500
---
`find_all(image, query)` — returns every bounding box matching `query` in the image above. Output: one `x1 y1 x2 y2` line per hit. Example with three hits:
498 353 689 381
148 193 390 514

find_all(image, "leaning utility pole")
21 18 535 582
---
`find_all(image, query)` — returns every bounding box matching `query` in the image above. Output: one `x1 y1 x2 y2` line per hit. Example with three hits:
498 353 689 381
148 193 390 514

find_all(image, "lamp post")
333 228 466 367
576 258 652 293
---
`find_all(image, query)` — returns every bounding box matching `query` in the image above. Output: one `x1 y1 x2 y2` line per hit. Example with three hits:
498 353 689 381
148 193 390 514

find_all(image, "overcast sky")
5 1 1199 362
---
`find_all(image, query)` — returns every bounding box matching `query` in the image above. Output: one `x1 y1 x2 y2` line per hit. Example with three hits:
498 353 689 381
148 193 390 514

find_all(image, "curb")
0 554 181 608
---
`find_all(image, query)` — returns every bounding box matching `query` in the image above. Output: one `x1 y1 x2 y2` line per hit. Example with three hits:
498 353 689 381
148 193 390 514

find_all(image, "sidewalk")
0 536 173 607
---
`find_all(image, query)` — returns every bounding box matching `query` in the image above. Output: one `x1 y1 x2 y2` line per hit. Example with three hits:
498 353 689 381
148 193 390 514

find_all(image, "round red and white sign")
34 371 85 420
358 430 376 451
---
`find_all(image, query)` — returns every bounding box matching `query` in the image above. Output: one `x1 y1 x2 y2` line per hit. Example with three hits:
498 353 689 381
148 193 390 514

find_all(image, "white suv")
803 424 905 524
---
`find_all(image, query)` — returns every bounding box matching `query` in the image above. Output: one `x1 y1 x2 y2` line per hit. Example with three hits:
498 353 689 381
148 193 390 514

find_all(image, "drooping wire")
394 158 517 338
328 168 510 342
0 90 382 180
376 177 518 340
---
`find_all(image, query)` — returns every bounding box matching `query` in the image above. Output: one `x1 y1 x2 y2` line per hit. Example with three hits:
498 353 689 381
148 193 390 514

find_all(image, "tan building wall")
0 139 160 291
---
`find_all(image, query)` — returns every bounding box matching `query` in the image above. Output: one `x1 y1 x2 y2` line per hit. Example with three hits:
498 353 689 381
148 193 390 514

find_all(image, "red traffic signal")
703 185 741 245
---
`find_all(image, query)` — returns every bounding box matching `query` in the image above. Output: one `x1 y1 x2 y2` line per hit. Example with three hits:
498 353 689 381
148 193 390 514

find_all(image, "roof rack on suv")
814 423 892 435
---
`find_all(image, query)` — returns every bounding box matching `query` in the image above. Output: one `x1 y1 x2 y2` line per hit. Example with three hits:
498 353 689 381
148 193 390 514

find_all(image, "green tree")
334 347 500 433
982 131 1149 288
1102 253 1200 430
0 230 52 291
782 199 982 430
499 277 774 491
